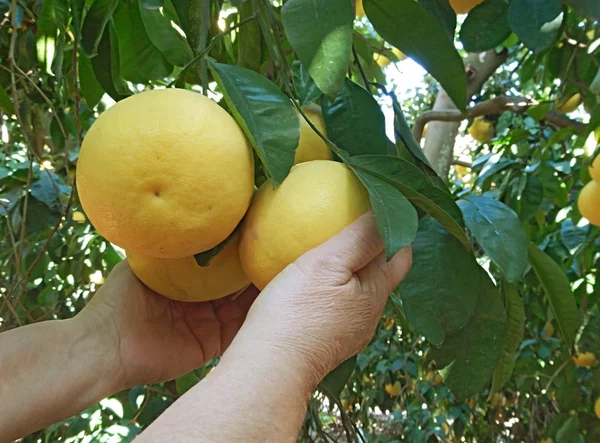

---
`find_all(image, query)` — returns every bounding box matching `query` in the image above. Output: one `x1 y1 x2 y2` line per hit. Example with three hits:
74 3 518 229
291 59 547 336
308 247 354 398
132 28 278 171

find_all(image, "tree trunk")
422 50 508 179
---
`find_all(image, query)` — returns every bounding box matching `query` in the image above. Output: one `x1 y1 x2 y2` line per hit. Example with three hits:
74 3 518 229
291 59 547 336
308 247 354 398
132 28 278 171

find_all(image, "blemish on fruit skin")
154 190 160 197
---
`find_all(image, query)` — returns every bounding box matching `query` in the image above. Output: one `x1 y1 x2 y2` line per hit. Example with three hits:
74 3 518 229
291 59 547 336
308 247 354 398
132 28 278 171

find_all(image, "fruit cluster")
76 89 370 302
578 154 600 227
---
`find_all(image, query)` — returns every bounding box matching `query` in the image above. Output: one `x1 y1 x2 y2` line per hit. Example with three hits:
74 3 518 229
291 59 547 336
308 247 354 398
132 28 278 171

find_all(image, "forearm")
137 336 318 442
0 316 122 441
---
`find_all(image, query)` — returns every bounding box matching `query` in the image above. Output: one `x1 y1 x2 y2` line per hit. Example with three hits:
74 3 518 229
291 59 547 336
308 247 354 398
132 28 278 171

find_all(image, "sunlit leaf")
208 60 299 186
282 0 353 98
458 194 528 282
354 170 419 260
508 0 564 53
365 0 467 111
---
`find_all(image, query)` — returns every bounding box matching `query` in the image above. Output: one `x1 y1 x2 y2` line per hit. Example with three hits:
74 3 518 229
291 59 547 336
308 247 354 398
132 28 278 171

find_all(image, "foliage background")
1 0 600 442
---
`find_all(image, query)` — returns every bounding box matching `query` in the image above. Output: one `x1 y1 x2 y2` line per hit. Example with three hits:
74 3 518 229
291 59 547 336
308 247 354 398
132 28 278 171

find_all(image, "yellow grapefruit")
76 89 254 259
468 117 494 143
557 93 582 114
127 233 249 302
449 0 484 15
578 181 600 227
294 106 332 165
573 351 597 368
239 160 371 290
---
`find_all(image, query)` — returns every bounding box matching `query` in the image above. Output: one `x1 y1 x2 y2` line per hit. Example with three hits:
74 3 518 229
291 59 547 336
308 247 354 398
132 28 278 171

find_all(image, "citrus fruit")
294 105 332 165
374 48 405 68
468 117 494 143
127 233 249 302
385 381 402 396
578 181 600 227
72 211 86 223
356 0 365 16
449 0 484 14
595 397 600 420
542 321 554 339
557 93 582 114
590 154 600 183
573 351 597 368
239 160 371 290
76 88 254 259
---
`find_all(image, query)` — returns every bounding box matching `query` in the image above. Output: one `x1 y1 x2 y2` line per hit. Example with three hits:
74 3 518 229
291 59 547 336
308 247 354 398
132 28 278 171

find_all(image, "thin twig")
168 16 256 87
72 30 83 148
199 0 210 95
352 45 370 92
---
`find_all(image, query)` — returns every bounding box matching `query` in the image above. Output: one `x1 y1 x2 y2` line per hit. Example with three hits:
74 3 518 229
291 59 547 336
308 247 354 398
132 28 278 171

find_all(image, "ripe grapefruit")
449 0 484 15
76 89 254 259
239 160 371 290
578 181 600 227
127 233 249 302
294 106 332 165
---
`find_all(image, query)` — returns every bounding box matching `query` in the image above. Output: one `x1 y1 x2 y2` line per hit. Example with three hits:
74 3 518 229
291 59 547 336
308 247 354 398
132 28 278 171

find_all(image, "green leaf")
527 243 578 348
36 0 68 75
507 0 564 53
81 0 120 57
171 0 203 52
458 194 528 282
391 92 443 183
518 175 544 221
113 2 173 82
207 60 299 186
142 0 165 7
78 52 104 108
418 0 456 39
194 226 237 267
556 414 579 443
281 0 353 98
354 171 419 260
236 1 261 72
577 310 600 355
365 0 467 111
139 1 194 67
320 356 357 399
459 0 511 52
291 61 322 107
398 218 480 346
563 0 600 20
490 283 525 395
429 270 506 400
0 84 14 114
321 79 387 156
90 23 131 102
175 371 200 395
350 155 468 249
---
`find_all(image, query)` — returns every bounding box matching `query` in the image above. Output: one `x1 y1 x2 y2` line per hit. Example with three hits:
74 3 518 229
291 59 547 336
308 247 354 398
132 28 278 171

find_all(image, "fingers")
356 245 412 312
296 212 384 280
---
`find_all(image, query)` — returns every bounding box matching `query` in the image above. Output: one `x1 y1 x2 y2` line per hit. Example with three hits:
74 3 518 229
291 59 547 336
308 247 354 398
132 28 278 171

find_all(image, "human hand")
76 261 259 389
227 212 412 385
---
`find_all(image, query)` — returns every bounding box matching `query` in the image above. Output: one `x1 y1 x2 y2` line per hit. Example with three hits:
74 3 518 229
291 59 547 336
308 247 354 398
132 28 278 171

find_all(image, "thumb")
295 212 384 283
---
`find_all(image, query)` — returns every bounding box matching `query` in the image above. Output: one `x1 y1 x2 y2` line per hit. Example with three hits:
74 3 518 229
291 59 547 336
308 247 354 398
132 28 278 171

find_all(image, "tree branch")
413 95 587 142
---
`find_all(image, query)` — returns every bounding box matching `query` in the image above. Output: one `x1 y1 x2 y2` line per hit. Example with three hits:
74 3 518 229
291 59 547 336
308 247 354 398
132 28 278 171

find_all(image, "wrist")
66 314 126 396
221 327 323 393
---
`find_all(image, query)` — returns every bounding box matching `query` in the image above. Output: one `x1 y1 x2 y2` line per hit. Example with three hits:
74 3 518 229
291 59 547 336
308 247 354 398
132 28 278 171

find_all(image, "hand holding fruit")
76 261 260 388
230 213 412 383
